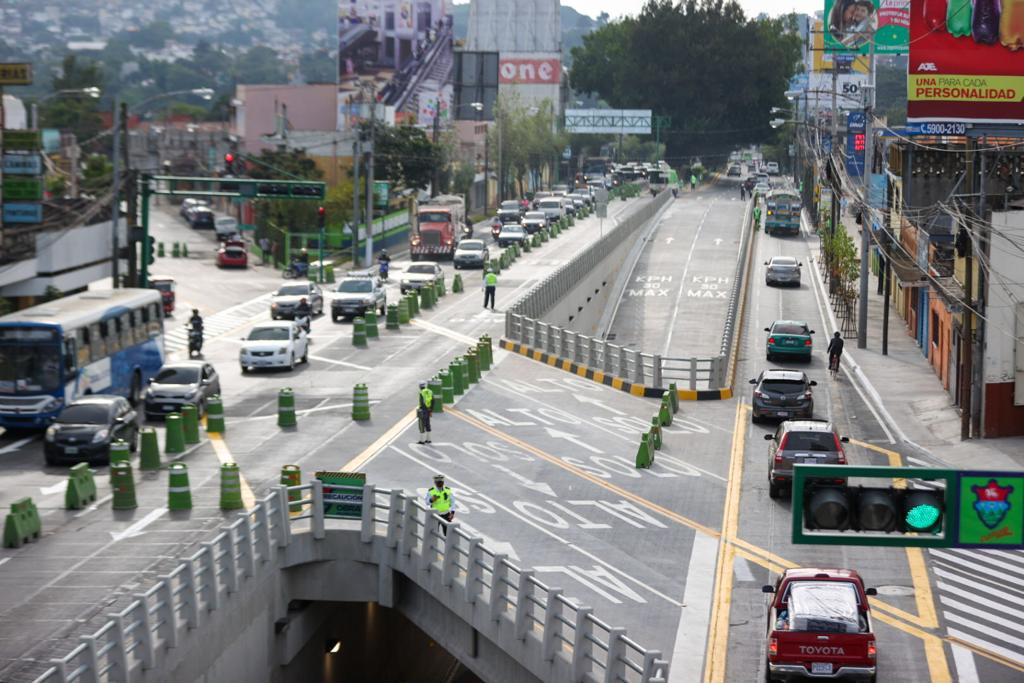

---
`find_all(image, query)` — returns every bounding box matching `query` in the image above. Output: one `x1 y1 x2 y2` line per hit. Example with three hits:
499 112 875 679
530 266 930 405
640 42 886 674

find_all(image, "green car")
765 320 814 362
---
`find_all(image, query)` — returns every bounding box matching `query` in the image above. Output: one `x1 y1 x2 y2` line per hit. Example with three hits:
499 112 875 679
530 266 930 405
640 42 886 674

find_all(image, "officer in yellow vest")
425 473 454 535
483 266 497 310
417 381 433 444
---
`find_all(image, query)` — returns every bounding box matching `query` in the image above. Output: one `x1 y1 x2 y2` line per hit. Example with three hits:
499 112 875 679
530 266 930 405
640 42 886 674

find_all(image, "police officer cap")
419 381 427 388
434 473 444 482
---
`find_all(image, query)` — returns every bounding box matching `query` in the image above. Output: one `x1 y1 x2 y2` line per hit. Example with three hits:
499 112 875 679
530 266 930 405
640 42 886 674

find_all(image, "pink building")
230 84 339 154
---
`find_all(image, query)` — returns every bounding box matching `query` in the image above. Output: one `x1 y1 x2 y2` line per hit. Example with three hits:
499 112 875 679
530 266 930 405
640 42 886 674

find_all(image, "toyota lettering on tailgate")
798 645 846 656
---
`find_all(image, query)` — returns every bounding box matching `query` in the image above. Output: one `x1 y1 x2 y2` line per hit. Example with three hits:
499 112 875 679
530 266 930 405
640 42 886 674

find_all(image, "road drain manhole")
874 585 915 597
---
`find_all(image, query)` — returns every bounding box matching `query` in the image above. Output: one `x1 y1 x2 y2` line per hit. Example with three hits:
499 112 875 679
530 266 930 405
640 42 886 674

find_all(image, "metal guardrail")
505 189 753 391
34 483 669 683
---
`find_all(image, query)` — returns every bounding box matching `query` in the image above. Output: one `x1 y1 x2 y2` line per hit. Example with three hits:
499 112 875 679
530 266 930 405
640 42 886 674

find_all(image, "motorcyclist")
187 309 204 355
827 331 844 372
378 250 391 280
294 297 312 332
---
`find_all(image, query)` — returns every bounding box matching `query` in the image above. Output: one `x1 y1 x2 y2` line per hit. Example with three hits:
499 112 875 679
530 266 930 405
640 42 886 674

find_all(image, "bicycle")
829 353 841 380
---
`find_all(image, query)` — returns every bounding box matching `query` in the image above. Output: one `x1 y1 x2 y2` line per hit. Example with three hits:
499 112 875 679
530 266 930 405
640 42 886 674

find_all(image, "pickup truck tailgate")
771 631 875 677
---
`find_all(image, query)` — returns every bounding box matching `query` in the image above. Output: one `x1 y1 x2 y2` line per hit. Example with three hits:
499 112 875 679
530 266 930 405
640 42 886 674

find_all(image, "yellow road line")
446 407 721 538
342 408 418 472
206 431 256 509
704 402 747 683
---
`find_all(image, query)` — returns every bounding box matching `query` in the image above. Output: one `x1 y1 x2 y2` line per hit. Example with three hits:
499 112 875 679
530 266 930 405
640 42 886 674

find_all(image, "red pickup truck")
763 568 878 682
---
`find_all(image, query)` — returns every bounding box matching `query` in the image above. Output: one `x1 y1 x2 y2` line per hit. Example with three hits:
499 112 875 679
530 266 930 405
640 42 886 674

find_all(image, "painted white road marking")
0 436 38 455
109 507 167 541
490 464 556 498
39 481 67 496
670 532 718 682
544 427 603 453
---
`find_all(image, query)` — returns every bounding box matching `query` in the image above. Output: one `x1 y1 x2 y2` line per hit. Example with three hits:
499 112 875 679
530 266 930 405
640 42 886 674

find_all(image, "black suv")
750 369 815 422
44 396 138 466
764 419 849 499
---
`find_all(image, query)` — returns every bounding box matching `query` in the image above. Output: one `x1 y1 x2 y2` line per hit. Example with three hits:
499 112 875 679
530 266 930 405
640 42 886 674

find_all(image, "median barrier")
668 382 680 413
172 242 181 258
658 393 673 427
466 349 480 384
452 274 464 293
65 462 97 510
3 498 41 548
635 433 653 469
450 359 465 395
477 339 491 371
439 369 454 403
649 416 663 451
429 377 444 413
139 428 160 470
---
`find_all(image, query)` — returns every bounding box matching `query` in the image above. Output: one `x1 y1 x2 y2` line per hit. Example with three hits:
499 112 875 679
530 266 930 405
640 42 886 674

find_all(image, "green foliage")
324 177 354 229
247 149 323 235
876 56 907 126
233 46 289 85
451 162 476 200
821 223 860 291
40 56 105 145
491 93 566 197
299 50 338 84
365 122 444 191
43 286 63 303
80 154 113 195
125 21 174 49
45 175 68 198
569 0 802 161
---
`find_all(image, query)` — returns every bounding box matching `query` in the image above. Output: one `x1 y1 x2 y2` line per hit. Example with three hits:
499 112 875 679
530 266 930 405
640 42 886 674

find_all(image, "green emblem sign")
2 130 41 152
373 180 390 209
957 474 1024 547
314 471 366 519
3 176 43 201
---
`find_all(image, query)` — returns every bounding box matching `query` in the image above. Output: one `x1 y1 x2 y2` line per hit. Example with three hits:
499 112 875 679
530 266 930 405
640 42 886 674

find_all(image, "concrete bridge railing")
34 482 670 683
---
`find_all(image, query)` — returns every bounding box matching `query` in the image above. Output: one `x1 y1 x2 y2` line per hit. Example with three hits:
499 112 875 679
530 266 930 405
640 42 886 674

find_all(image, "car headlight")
183 388 199 400
278 347 288 354
92 429 110 444
45 425 57 442
41 397 63 412
144 387 154 399
364 296 375 305
271 302 278 309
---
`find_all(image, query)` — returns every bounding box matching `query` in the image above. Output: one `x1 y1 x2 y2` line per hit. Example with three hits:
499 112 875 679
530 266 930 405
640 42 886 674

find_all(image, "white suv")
239 321 309 373
765 161 780 176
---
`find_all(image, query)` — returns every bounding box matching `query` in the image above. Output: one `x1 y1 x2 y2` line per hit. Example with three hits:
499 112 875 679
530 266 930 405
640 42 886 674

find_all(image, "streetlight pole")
857 41 876 349
364 82 376 267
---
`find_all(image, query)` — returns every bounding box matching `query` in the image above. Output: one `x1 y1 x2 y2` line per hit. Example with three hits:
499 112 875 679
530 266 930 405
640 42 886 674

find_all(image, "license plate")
64 446 79 454
777 411 789 417
162 404 174 411
811 663 833 675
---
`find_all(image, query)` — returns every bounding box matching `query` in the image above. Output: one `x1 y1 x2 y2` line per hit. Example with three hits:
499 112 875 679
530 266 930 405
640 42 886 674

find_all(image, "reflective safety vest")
419 387 433 409
485 272 498 287
428 486 452 513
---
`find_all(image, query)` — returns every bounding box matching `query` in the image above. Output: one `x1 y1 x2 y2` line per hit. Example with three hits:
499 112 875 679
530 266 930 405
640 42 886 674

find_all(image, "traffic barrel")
65 463 97 510
523 237 532 253
280 465 302 513
206 395 225 433
3 498 41 548
568 215 575 227
108 439 131 466
172 242 181 258
649 416 663 451
437 277 446 297
352 317 368 347
439 369 454 404
352 384 371 421
420 285 433 310
481 334 493 359
540 229 549 243
323 264 335 284
386 303 401 330
278 388 297 428
477 339 491 371
450 359 465 396
408 291 419 316
165 413 186 455
180 403 200 445
110 462 137 510
491 256 501 275
452 274 464 293
660 392 674 427
167 462 192 511
429 376 444 414
181 243 189 258
219 462 244 511
397 297 410 324
139 427 160 471
668 382 680 414
363 310 380 339
635 433 653 469
466 349 480 384
157 242 165 257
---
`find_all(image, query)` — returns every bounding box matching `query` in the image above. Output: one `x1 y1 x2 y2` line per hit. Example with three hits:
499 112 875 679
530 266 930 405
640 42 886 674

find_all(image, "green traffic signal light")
903 491 943 533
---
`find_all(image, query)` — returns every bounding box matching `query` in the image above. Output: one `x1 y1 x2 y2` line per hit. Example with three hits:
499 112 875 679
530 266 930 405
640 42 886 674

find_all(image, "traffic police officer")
425 473 454 535
417 381 433 444
483 266 497 310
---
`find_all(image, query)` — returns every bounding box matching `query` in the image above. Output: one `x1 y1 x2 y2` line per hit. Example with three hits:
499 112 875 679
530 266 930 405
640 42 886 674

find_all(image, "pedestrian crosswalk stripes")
165 294 272 353
931 546 1024 665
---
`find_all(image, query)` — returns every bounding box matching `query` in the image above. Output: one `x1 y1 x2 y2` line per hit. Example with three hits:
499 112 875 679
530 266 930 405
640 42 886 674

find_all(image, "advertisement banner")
846 111 866 177
2 130 41 152
3 177 43 201
823 0 910 54
0 62 32 85
908 0 1024 125
498 57 561 84
2 203 42 224
811 20 870 71
2 153 42 175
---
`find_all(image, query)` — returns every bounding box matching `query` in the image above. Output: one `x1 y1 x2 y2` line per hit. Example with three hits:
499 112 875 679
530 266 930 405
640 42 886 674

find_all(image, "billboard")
454 51 499 121
565 109 652 135
811 20 869 72
824 0 910 54
908 0 1024 125
498 57 561 84
337 1 453 127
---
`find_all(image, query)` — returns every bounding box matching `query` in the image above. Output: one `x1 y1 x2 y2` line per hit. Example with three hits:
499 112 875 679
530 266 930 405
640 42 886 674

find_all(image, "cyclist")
827 331 844 374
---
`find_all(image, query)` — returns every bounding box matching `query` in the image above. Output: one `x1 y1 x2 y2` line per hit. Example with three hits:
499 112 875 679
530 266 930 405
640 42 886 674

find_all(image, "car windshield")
525 212 546 220
773 323 808 335
502 226 524 233
57 404 110 424
419 212 450 223
336 280 373 293
770 258 798 266
539 200 561 209
224 248 245 257
500 201 519 210
276 285 309 296
152 281 173 292
0 344 62 394
783 432 837 451
761 379 806 394
407 265 436 274
248 327 290 341
771 265 798 272
459 241 484 251
154 367 200 384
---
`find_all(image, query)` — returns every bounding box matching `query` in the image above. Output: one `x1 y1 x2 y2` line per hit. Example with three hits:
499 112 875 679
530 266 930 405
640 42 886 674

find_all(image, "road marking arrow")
544 427 603 454
666 237 675 245
572 393 626 415
461 523 520 562
491 465 556 497
110 507 167 541
0 436 37 455
39 481 67 496
713 238 723 246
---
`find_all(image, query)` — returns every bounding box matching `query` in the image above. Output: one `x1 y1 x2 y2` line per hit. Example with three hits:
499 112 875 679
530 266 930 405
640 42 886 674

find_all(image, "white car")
239 321 309 373
400 262 444 294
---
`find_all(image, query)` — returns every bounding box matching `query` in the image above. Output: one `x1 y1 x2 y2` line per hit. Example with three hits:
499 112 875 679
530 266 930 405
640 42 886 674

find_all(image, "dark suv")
764 419 849 499
750 369 815 422
44 396 138 466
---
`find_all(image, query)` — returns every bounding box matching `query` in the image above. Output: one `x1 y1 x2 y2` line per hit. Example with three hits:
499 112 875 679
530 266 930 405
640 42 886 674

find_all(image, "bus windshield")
0 344 62 394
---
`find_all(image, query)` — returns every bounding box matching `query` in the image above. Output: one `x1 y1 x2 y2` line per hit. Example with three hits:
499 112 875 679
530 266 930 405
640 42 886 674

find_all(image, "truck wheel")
768 481 781 499
764 662 773 682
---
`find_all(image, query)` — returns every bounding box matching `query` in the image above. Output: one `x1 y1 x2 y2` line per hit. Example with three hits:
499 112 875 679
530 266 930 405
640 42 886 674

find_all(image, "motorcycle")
294 314 311 335
282 260 310 279
187 326 203 357
378 260 390 281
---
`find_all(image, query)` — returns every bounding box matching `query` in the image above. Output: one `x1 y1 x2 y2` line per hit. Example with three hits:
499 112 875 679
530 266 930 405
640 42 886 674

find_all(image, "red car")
216 241 248 268
764 568 878 682
150 276 176 315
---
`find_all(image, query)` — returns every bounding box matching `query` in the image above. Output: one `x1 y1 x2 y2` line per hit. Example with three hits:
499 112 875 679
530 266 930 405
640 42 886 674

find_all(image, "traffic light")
146 235 156 266
792 465 953 548
317 206 326 229
224 153 236 175
255 182 326 200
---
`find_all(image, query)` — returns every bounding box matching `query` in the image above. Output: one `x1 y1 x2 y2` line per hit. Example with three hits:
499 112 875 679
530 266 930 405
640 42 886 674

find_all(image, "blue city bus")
0 288 165 429
764 190 802 236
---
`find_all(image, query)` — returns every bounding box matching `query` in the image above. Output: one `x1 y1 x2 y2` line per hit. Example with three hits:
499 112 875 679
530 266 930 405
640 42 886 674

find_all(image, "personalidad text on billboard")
908 0 1024 125
824 0 910 53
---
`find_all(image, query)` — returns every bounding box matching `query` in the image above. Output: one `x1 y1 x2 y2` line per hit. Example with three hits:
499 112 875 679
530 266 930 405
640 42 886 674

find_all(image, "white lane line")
934 574 1024 614
39 481 67 496
0 557 10 568
662 202 715 356
0 436 38 455
951 644 981 683
409 318 481 346
948 628 1024 666
669 532 718 683
733 555 756 582
109 507 167 541
307 355 372 371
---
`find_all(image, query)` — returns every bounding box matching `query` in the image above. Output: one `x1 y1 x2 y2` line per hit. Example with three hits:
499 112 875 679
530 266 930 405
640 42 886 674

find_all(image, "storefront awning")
881 245 929 286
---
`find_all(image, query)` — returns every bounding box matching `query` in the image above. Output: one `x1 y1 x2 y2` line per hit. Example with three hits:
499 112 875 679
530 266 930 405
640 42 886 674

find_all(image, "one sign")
908 0 1024 125
2 203 42 224
823 0 910 54
373 180 390 209
315 471 366 519
0 62 32 85
2 130 41 152
498 57 561 85
562 145 572 160
2 153 42 175
564 109 652 135
3 177 43 201
845 112 866 177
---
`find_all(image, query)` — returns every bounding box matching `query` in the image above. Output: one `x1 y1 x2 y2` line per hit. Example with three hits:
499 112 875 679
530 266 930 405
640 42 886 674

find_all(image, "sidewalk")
814 213 1024 471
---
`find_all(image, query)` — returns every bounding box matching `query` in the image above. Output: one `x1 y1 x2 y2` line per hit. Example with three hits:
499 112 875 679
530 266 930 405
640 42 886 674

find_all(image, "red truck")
411 195 467 261
763 568 878 682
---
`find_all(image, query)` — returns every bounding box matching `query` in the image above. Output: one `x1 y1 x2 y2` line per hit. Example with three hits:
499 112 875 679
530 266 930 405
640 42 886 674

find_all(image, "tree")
233 46 289 85
490 94 566 198
126 21 174 49
80 154 112 196
569 0 802 162
41 55 105 145
247 149 324 235
299 50 337 84
365 122 444 191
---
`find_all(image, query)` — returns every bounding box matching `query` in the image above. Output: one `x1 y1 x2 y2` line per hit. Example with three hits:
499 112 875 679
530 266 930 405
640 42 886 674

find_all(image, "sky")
558 0 823 20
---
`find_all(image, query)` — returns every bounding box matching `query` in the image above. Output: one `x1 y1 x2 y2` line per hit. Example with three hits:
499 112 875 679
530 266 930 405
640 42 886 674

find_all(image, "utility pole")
857 42 876 349
121 101 138 288
364 83 376 267
483 120 490 214
352 134 361 268
111 95 122 288
497 108 503 203
961 138 976 440
972 139 988 437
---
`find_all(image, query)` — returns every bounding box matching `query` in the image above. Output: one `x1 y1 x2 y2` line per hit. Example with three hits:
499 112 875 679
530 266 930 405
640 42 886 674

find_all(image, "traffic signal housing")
224 153 236 175
146 235 156 266
317 206 326 229
792 465 953 548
